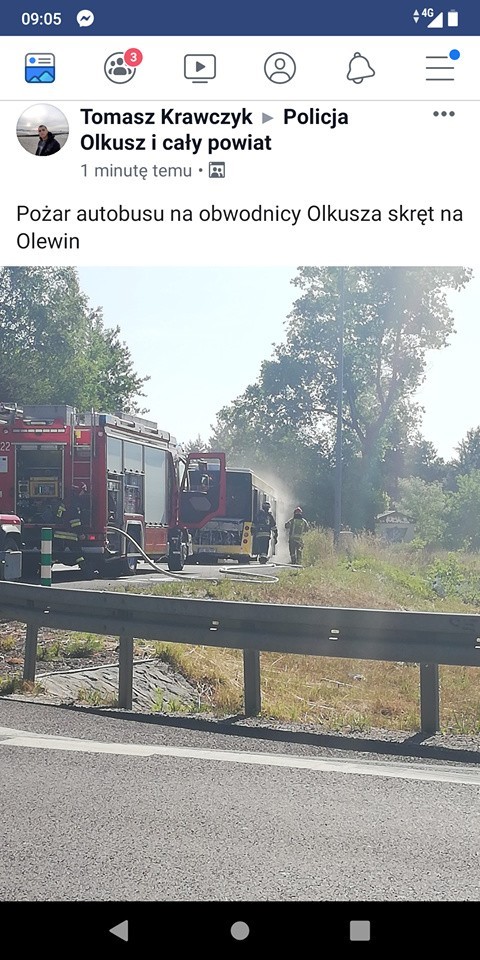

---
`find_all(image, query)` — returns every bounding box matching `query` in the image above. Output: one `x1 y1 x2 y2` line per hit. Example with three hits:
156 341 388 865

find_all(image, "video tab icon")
25 53 55 83
184 54 216 83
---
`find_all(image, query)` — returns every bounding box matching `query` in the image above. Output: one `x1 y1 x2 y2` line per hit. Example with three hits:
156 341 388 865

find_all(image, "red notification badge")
124 48 143 67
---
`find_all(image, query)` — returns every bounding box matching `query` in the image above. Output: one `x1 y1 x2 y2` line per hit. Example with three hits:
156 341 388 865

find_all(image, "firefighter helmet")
263 501 271 509
294 506 303 515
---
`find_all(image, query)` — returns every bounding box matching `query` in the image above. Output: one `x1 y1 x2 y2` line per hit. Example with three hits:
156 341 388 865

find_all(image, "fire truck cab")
0 402 226 576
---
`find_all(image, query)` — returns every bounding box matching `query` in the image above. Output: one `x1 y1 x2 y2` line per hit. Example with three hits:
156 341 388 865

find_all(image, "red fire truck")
0 403 226 576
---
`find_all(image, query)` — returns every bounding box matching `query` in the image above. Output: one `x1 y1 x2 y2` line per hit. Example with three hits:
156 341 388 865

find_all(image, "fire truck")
0 513 22 554
0 403 226 576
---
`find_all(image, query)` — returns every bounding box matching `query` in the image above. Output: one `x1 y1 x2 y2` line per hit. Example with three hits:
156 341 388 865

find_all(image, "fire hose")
105 526 281 584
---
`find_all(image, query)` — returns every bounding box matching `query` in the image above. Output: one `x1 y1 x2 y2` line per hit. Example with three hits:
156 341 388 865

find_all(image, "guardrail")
1 580 480 734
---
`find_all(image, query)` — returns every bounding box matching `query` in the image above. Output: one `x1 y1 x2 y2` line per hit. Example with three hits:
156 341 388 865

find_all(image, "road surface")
20 559 289 591
1 699 479 906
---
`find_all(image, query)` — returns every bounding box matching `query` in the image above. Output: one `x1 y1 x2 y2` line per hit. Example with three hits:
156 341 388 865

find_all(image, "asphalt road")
1 699 479 904
20 559 289 591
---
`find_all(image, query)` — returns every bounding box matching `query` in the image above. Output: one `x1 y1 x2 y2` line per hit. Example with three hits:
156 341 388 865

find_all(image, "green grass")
37 635 106 660
152 690 197 713
76 687 117 707
64 636 105 658
37 639 63 661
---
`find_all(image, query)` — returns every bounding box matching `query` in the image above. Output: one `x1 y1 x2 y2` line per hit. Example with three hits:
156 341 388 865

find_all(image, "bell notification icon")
346 51 375 83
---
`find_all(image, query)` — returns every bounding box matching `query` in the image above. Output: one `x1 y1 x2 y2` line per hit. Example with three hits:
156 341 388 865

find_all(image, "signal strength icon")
428 11 444 28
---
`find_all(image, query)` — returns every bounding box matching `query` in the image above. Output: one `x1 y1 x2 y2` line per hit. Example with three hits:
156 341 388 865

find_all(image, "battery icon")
448 10 459 26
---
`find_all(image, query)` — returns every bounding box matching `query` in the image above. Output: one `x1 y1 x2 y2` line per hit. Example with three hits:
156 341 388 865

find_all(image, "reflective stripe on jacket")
286 517 308 540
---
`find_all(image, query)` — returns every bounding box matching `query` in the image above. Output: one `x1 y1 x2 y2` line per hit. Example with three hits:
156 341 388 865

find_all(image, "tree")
0 266 148 411
396 476 447 546
401 439 447 485
445 471 480 550
184 434 212 453
211 387 335 525
455 427 480 474
212 266 472 529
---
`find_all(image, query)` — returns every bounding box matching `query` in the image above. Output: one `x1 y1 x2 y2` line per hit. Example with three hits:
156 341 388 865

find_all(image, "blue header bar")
2 1 478 36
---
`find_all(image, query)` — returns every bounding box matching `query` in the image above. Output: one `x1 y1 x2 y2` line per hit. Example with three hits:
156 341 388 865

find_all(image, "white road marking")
0 725 479 785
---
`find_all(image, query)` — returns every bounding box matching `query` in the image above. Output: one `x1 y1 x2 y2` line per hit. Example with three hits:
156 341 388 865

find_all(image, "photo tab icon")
25 53 55 83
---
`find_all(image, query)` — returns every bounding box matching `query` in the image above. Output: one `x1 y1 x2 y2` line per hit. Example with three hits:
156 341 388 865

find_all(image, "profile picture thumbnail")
17 103 68 156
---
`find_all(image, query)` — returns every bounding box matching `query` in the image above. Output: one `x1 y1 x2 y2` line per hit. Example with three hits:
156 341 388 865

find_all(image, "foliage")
427 554 480 605
445 471 480 550
455 427 480 474
283 266 470 453
0 266 148 411
212 267 472 530
396 476 447 546
184 434 212 454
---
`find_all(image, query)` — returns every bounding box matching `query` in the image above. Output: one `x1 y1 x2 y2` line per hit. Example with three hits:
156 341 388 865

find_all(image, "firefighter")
284 506 309 564
253 501 278 563
53 485 86 567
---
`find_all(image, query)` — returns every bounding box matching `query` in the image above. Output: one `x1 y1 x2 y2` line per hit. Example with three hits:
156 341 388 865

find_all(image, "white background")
1 35 478 265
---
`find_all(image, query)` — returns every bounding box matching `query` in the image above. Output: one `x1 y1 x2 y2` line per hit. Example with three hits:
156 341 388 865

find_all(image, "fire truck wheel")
80 560 100 579
21 556 41 578
112 556 138 576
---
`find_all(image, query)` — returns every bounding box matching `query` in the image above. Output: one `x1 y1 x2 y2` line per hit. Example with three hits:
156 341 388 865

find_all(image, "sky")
77 266 479 460
16 102 68 134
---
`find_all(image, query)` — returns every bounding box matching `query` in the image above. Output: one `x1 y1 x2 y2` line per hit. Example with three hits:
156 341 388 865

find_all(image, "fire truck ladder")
72 418 94 526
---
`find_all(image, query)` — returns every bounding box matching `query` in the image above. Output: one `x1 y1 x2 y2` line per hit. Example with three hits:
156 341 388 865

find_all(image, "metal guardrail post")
243 649 261 717
41 527 52 586
420 663 440 735
23 623 39 683
118 635 134 709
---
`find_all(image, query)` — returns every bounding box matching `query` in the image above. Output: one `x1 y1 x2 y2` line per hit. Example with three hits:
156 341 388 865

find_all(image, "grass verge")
118 531 480 733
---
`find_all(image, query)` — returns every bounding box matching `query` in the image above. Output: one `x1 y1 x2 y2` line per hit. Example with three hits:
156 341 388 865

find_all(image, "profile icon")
17 103 68 156
264 52 296 84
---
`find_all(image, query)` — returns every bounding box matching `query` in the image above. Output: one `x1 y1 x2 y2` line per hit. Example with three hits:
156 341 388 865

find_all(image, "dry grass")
0 675 45 697
151 643 480 732
0 635 17 654
123 531 480 733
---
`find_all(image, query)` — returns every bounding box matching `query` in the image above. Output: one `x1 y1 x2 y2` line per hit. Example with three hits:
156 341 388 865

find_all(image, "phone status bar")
4 1 479 36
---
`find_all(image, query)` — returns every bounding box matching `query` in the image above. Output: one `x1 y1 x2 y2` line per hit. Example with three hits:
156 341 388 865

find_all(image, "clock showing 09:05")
21 12 63 25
